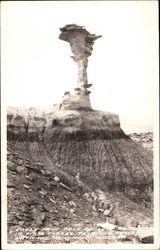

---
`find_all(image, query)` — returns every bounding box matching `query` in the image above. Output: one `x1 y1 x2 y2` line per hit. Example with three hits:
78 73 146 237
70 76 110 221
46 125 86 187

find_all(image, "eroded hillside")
7 107 153 244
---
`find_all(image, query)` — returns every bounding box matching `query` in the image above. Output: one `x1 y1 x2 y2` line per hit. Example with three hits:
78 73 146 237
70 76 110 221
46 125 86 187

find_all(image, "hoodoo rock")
59 24 102 110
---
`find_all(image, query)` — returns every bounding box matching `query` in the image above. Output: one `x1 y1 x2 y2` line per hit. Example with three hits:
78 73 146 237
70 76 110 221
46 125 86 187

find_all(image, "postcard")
1 1 159 250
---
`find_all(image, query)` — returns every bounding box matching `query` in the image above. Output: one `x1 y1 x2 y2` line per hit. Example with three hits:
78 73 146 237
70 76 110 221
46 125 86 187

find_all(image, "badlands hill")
7 106 153 244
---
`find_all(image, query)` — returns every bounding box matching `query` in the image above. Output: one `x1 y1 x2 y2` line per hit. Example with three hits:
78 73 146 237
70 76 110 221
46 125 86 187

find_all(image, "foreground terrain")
7 107 153 244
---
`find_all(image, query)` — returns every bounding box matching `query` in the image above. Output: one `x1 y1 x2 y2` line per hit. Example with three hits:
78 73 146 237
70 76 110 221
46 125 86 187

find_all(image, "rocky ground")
7 132 153 244
129 132 153 152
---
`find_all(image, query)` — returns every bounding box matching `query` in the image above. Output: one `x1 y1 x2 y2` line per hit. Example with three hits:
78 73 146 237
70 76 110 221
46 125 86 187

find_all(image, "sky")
2 1 158 133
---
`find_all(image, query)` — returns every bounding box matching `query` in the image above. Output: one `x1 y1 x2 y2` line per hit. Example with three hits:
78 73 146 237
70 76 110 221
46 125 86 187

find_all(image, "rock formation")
7 107 153 200
7 24 153 197
6 24 154 243
59 24 101 110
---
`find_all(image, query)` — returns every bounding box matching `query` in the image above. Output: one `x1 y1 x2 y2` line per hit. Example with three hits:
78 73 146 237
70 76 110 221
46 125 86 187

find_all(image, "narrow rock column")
68 32 89 90
59 24 101 104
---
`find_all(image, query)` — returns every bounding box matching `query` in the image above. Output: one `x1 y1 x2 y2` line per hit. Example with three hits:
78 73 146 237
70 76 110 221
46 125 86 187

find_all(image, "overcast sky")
2 1 158 133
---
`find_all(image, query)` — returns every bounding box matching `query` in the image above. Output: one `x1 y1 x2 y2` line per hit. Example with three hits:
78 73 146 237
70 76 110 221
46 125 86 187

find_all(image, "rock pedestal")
61 92 92 111
59 24 101 110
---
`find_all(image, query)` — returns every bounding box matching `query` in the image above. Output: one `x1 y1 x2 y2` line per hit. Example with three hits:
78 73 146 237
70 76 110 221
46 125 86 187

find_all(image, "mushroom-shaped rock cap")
59 24 102 42
60 24 86 32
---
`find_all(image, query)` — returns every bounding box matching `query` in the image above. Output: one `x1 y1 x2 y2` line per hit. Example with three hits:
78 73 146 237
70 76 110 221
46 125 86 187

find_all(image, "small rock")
7 180 15 188
28 172 37 181
68 201 76 207
46 183 51 189
16 165 28 174
49 209 54 213
24 221 30 227
97 222 116 230
61 205 67 211
35 212 46 226
17 159 24 165
87 197 93 204
50 181 57 188
19 221 25 226
54 176 60 182
37 231 46 237
62 214 68 219
49 198 56 203
141 235 154 243
7 188 15 198
7 161 16 171
46 170 51 175
31 207 38 213
85 221 90 224
21 206 29 213
19 235 30 240
53 193 57 198
37 186 41 191
130 220 139 227
55 163 61 168
64 238 70 243
83 193 90 199
138 221 151 227
16 213 24 220
41 205 48 211
117 216 139 228
39 190 47 196
98 208 104 213
64 195 70 202
103 209 111 216
23 184 30 189
37 162 44 167
11 176 17 182
70 209 75 214
60 182 73 192
127 189 141 202
91 192 98 201
28 198 39 205
92 205 96 211
23 196 30 203
53 221 60 227
92 212 98 217
108 217 116 224
36 205 43 211
41 170 46 175
7 154 13 161
9 219 19 225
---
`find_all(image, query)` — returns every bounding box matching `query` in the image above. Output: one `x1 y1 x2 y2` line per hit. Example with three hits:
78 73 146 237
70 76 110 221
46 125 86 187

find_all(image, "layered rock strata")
7 107 153 203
